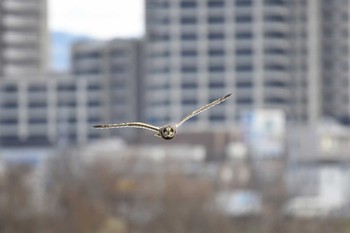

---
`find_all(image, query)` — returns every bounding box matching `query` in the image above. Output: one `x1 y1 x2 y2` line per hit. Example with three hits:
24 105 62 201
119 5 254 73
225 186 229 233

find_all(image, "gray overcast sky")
49 0 144 39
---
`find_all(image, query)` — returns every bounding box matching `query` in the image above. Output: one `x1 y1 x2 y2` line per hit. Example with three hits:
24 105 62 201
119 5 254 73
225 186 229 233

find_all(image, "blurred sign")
0 148 53 166
319 165 350 207
216 190 262 217
319 125 350 157
241 109 285 158
226 142 248 160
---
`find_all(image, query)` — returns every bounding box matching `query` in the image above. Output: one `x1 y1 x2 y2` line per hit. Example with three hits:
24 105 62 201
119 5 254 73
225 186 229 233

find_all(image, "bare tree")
140 173 232 233
0 164 41 233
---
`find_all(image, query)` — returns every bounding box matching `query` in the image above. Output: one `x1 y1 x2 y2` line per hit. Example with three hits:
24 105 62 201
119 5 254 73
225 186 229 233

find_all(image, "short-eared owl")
94 93 231 140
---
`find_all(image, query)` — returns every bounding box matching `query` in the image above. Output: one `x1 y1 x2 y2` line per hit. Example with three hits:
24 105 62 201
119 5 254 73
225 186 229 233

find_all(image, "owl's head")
160 125 177 140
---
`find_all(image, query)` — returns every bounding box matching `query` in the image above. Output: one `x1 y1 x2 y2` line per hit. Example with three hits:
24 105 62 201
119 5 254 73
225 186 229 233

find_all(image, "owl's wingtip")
93 125 103 128
224 93 232 99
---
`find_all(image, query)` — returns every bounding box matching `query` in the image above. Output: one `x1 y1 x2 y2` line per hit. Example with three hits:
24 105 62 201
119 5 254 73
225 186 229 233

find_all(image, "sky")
49 0 144 39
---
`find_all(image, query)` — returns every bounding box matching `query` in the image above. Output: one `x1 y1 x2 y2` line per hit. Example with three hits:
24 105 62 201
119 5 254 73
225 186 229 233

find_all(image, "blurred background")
0 0 350 232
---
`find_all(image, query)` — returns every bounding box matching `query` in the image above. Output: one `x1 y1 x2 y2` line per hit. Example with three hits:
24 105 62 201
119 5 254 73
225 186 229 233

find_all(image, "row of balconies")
152 17 289 32
2 15 38 28
149 39 290 55
4 66 38 77
152 4 288 18
0 83 104 100
2 31 39 44
0 123 105 138
150 52 290 66
146 84 290 101
0 106 104 121
3 48 38 60
73 58 132 73
1 0 38 12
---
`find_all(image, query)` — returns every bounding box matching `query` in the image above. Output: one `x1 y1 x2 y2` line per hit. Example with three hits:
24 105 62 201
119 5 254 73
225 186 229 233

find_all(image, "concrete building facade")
0 74 104 147
320 0 350 124
0 38 143 147
144 0 327 127
0 0 48 77
71 39 144 140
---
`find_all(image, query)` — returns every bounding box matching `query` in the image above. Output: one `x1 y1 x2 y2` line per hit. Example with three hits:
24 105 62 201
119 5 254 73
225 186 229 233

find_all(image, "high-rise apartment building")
0 74 103 146
0 38 143 147
72 39 144 140
144 0 323 128
320 1 350 124
0 0 48 77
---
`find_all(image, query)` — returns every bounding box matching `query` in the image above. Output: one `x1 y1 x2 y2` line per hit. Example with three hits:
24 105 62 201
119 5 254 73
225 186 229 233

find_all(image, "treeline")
0 152 349 233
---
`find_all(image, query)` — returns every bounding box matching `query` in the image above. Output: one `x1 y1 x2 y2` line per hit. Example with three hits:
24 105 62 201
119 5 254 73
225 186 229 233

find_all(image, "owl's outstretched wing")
93 122 159 133
175 93 231 128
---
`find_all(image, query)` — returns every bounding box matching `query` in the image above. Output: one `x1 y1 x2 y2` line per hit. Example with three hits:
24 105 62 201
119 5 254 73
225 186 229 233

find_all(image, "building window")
265 97 287 104
182 83 197 89
110 49 126 57
209 81 225 88
148 2 169 8
2 85 17 93
180 1 197 8
151 67 170 74
235 15 253 22
58 101 76 107
181 17 197 24
181 33 197 40
182 99 198 105
236 64 253 71
2 102 18 108
75 68 101 75
0 119 18 124
237 98 253 104
89 134 101 140
236 48 253 55
153 33 170 41
265 48 286 54
265 64 287 71
265 15 287 22
29 102 47 108
29 119 47 124
265 31 287 38
111 66 126 74
88 101 101 107
182 66 197 73
152 51 170 57
88 117 101 123
208 1 224 8
265 81 286 87
208 16 224 24
265 0 286 6
87 83 101 90
235 0 252 6
236 81 253 87
209 115 225 121
58 84 76 91
209 65 225 73
181 50 197 57
208 49 224 56
74 52 100 60
29 85 46 92
236 32 253 39
208 32 225 40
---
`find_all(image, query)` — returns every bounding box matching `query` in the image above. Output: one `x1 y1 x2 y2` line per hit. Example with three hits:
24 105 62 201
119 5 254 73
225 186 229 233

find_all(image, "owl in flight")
94 93 231 140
